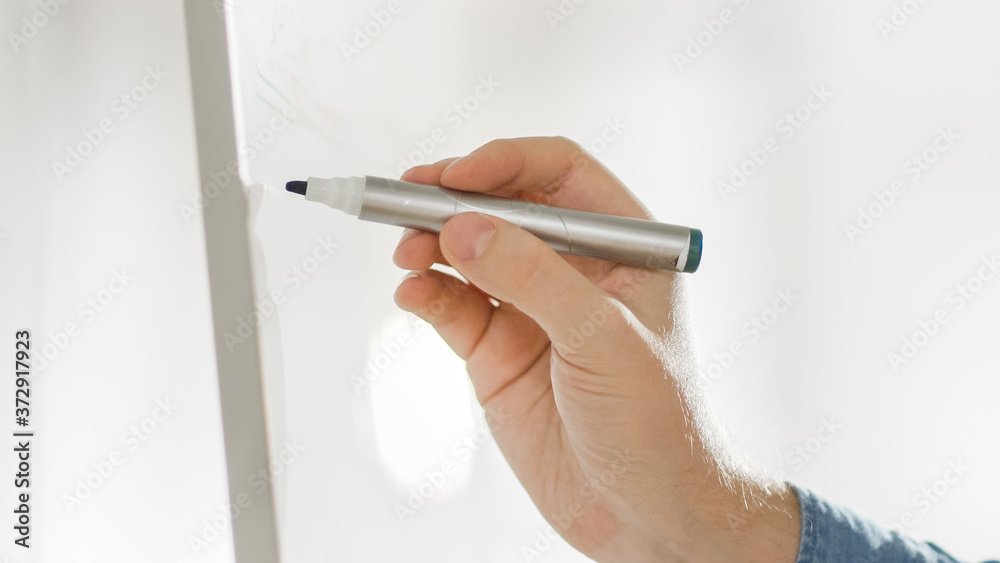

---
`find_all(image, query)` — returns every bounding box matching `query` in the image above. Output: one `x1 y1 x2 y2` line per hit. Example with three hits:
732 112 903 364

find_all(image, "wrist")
690 481 802 563
587 480 801 563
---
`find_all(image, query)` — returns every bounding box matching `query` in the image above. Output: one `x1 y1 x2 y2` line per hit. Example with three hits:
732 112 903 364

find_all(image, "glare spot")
367 313 480 501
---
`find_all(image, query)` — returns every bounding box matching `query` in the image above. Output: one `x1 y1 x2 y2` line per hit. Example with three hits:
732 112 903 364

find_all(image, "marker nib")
285 180 308 196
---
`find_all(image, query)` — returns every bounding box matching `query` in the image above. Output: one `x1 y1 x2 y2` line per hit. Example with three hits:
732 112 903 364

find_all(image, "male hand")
392 137 800 562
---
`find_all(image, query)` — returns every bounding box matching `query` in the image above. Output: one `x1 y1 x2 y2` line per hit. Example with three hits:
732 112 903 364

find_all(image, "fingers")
399 157 459 185
393 229 447 270
438 137 654 220
393 269 493 360
394 266 555 413
396 139 654 277
392 158 459 270
439 212 619 352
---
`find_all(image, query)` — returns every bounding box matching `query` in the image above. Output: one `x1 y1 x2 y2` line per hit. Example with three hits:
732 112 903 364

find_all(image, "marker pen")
285 176 702 273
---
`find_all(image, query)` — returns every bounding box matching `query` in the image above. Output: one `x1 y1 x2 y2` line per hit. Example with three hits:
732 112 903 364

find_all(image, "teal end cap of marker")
684 229 703 273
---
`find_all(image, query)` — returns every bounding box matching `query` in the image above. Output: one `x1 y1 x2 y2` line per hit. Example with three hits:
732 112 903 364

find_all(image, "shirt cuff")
791 483 970 563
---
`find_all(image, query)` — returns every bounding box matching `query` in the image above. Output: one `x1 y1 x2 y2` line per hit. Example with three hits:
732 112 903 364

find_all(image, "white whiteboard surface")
2 1 999 561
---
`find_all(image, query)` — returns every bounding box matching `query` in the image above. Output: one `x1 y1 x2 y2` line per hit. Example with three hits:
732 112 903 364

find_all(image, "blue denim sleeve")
792 484 997 563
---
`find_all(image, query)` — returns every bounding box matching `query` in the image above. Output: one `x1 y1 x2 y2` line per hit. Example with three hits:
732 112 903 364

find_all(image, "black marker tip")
285 180 308 196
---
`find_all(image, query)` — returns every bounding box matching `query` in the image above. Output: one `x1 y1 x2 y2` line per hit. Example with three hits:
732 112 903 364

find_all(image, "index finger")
408 137 655 221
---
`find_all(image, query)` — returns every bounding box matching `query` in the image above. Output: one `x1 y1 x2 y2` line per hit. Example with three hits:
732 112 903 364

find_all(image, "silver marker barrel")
296 175 702 273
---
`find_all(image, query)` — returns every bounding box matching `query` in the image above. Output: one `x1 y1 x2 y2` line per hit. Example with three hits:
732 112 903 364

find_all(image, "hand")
392 137 800 562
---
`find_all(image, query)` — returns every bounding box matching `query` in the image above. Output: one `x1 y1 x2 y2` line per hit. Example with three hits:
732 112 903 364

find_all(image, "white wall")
1 0 998 561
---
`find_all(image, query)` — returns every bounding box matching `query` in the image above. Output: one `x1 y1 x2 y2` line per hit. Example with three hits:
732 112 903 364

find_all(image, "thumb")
440 212 619 352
